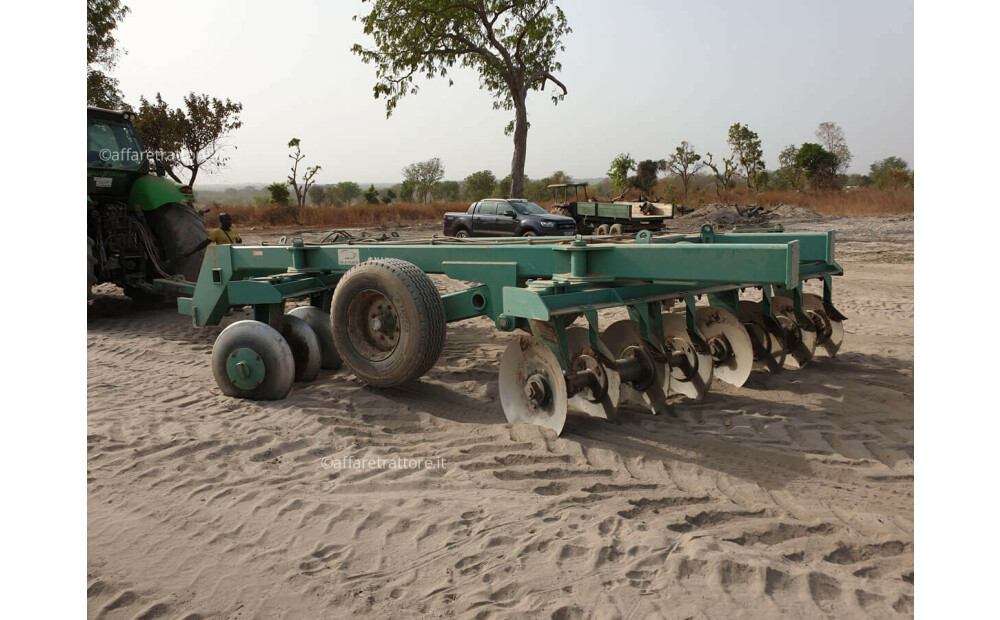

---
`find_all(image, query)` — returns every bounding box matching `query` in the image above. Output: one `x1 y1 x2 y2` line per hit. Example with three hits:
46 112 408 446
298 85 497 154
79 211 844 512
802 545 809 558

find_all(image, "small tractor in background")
547 182 674 235
87 107 209 302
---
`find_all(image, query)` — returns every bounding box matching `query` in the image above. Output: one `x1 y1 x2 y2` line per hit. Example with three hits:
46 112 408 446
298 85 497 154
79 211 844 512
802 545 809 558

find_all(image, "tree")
133 92 243 186
87 0 130 107
815 122 852 174
607 153 637 195
402 157 445 203
383 188 397 204
433 180 462 201
399 179 415 202
363 184 381 204
795 143 839 190
870 156 912 189
307 184 327 206
664 141 704 204
704 152 737 199
336 181 362 205
777 144 805 190
353 0 570 198
465 170 498 201
727 123 765 192
287 138 321 207
266 183 290 205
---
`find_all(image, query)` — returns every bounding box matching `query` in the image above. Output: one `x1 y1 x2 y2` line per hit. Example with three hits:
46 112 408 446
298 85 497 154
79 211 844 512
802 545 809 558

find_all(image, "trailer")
548 182 674 234
158 224 844 435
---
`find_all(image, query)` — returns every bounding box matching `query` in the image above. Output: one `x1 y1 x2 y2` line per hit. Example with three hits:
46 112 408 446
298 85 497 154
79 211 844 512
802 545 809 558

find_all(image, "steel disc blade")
739 300 787 372
770 296 817 370
564 327 621 420
802 293 844 357
499 336 568 434
660 312 713 400
695 306 754 388
602 320 670 414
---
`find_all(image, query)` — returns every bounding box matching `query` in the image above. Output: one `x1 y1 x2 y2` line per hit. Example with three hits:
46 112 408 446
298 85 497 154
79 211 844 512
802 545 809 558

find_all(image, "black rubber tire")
289 306 342 370
281 314 321 382
609 223 623 235
211 320 295 400
521 230 538 237
87 236 97 299
594 224 609 235
454 229 469 239
332 258 446 387
145 202 209 281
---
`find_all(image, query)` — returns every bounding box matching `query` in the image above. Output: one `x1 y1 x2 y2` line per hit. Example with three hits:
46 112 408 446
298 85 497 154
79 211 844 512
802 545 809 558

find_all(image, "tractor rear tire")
145 202 209 282
87 236 97 299
332 258 446 387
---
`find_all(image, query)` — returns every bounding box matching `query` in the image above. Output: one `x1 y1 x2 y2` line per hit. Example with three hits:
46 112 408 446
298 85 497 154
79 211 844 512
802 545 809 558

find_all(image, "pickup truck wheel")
521 230 537 238
455 229 469 239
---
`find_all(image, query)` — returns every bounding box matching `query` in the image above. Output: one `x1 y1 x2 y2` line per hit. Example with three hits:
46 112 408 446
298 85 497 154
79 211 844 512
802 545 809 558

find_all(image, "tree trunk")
509 96 528 198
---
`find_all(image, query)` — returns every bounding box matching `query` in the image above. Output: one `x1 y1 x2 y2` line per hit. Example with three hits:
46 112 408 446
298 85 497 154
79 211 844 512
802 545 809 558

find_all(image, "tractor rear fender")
128 175 193 211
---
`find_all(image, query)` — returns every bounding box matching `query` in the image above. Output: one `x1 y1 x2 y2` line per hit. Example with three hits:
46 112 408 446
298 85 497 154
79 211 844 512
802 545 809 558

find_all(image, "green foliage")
494 175 513 199
795 143 839 190
607 153 636 194
433 180 461 201
133 92 243 186
266 182 290 205
776 144 804 190
727 123 765 192
464 170 497 201
399 179 415 202
336 181 362 205
383 188 396 204
307 184 326 206
402 157 446 203
352 0 570 198
363 184 381 204
629 160 661 196
869 157 913 189
87 0 130 107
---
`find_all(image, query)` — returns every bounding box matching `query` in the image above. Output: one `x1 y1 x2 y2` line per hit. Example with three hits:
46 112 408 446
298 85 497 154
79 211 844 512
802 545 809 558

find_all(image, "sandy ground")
87 211 913 619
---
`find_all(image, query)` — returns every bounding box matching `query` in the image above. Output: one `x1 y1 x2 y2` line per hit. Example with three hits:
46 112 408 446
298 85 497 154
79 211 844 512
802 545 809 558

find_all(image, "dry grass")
202 188 912 231
689 187 914 217
202 202 464 230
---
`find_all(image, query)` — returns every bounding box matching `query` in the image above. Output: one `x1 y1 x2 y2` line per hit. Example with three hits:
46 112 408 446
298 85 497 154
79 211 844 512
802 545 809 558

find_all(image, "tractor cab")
547 182 591 208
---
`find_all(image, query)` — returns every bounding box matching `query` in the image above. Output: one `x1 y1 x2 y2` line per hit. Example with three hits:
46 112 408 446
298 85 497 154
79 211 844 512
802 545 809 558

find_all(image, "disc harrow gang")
165 223 845 436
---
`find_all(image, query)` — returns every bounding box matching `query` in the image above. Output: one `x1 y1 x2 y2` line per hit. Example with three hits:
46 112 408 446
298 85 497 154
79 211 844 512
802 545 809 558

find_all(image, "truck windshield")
510 200 548 215
88 116 145 171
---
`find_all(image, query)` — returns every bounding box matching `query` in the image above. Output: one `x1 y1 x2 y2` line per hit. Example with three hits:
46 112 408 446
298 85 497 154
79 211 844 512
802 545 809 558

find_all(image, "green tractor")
87 107 208 302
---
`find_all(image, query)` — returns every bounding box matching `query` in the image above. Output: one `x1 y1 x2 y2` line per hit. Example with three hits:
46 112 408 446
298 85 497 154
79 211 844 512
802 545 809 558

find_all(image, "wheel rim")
456 231 468 238
226 347 266 390
346 289 400 361
522 231 536 237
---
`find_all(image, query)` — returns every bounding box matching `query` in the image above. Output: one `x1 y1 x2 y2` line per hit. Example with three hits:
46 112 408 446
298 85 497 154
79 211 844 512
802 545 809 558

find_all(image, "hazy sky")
114 0 914 186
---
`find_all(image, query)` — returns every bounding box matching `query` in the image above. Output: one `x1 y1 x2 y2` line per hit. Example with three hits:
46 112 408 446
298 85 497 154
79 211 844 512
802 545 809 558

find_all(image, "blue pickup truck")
443 198 578 238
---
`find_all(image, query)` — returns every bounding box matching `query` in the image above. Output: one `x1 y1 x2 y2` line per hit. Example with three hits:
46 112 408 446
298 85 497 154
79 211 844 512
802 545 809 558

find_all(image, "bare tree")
287 138 321 207
664 141 705 204
815 122 852 174
704 152 737 199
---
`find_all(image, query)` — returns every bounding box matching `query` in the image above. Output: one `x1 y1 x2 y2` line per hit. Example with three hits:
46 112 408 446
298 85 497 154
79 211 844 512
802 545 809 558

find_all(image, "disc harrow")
160 223 845 436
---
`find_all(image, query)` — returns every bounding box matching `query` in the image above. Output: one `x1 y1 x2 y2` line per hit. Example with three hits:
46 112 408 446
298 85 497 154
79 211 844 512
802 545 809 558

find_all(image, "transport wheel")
602 320 670 414
332 258 446 387
695 306 754 388
801 293 844 357
594 224 609 235
87 236 97 299
145 202 209 281
661 312 713 400
212 320 295 400
521 230 537 237
290 305 342 370
282 314 321 382
770 296 817 370
455 229 469 238
609 223 623 235
499 335 568 434
739 300 787 372
564 327 621 421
